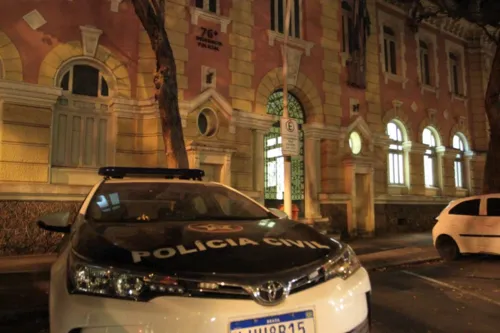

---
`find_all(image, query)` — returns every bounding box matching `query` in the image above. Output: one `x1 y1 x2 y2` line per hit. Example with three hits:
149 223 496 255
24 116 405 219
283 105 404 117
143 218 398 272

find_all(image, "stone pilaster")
441 149 458 196
403 141 426 196
364 0 383 132
228 0 255 113
320 0 342 126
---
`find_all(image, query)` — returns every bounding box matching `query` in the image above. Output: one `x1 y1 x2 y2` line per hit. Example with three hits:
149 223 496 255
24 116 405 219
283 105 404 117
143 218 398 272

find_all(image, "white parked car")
38 167 372 333
432 194 500 260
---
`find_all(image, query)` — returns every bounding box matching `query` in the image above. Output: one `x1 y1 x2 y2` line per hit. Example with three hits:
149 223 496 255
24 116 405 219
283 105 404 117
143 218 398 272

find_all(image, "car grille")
182 265 326 301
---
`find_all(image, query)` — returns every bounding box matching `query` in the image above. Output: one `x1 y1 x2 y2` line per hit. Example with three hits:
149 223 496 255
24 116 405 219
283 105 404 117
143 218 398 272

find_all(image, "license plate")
229 310 315 333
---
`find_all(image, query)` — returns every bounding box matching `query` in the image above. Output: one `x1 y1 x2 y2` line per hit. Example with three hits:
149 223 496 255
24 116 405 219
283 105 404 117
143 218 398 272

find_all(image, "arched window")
422 127 438 187
264 90 305 214
452 134 466 188
387 121 404 185
60 64 109 97
52 63 112 169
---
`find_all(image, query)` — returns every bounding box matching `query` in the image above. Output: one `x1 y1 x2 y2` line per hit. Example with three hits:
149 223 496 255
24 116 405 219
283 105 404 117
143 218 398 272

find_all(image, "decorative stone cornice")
267 30 315 56
0 182 90 201
110 98 158 119
232 109 275 132
0 79 62 108
189 7 232 33
302 122 341 140
402 141 429 153
185 140 237 154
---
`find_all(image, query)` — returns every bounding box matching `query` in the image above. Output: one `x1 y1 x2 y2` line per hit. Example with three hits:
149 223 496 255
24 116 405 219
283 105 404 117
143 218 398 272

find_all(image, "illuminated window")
264 91 305 203
387 121 404 185
422 127 438 187
453 134 466 188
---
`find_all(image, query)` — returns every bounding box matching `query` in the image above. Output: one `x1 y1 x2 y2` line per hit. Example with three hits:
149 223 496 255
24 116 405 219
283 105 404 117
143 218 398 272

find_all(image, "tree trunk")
482 44 500 193
130 0 189 169
155 31 189 169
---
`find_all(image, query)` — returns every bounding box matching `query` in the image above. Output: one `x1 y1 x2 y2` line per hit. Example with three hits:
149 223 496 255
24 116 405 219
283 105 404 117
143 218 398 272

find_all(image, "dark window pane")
195 0 203 8
389 41 397 74
208 0 216 13
271 0 275 30
342 16 347 52
347 17 353 53
342 1 352 11
101 77 109 97
423 54 430 85
419 40 428 49
384 40 389 72
278 0 284 33
383 26 394 35
60 72 70 91
72 65 99 97
452 65 459 93
449 199 480 216
293 0 300 38
487 198 500 216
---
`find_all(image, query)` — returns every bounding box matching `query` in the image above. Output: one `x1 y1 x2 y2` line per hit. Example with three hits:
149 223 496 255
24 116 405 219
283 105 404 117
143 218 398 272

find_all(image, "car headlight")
67 252 185 302
322 245 361 280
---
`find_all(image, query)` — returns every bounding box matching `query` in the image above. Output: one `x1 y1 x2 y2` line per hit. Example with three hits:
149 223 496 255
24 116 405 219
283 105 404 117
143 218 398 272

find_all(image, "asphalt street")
371 254 500 333
0 255 499 333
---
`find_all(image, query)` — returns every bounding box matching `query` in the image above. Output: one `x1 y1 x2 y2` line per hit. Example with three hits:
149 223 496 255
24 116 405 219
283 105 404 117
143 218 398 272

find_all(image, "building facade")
0 0 493 238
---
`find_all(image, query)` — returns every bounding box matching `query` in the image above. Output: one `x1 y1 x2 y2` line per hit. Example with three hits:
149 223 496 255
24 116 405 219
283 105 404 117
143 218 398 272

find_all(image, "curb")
363 256 442 271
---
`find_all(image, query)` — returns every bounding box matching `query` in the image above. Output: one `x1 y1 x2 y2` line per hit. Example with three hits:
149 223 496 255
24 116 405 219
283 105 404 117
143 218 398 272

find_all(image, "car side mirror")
268 208 288 219
37 211 71 233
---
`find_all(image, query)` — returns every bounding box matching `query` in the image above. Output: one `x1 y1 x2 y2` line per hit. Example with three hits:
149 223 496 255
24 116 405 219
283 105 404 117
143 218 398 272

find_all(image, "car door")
482 195 500 255
448 198 483 253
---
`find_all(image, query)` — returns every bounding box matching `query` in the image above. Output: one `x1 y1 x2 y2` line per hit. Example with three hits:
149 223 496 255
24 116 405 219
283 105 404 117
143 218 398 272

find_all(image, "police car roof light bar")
98 167 205 181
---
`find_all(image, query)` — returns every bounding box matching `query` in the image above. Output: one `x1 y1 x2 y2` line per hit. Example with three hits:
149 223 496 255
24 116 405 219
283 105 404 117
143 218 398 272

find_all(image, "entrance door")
200 163 221 182
355 173 370 235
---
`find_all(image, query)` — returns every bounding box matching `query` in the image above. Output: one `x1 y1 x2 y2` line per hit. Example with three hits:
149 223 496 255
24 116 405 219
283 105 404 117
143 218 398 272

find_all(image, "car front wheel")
436 235 460 261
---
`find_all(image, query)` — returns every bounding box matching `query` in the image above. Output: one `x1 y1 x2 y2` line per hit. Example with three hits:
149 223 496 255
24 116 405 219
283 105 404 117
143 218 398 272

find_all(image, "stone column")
435 146 446 195
441 149 458 196
304 135 321 220
342 159 356 234
252 129 266 204
464 151 474 195
403 141 427 196
221 153 232 187
471 153 486 194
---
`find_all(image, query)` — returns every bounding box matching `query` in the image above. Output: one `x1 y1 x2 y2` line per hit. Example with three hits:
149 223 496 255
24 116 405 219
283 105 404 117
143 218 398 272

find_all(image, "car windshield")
86 182 272 223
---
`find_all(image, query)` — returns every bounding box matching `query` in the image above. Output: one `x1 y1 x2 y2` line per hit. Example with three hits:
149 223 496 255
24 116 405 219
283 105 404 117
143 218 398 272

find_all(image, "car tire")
436 236 460 261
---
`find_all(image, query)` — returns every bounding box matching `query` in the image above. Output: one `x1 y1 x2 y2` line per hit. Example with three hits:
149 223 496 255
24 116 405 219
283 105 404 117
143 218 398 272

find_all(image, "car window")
85 182 270 223
486 198 500 217
448 199 480 216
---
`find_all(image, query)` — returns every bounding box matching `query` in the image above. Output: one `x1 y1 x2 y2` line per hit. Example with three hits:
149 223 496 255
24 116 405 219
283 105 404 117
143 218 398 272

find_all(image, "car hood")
71 218 342 276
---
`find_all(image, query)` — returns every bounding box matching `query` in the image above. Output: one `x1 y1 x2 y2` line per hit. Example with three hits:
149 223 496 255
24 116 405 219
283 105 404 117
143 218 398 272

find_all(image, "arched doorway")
264 90 305 218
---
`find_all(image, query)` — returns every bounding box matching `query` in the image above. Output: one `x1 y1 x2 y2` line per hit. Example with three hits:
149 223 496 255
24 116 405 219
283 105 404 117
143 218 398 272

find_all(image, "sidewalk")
0 232 439 274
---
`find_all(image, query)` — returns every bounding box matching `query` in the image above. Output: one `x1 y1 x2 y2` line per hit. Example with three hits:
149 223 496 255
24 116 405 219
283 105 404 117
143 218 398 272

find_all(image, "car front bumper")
50 256 371 333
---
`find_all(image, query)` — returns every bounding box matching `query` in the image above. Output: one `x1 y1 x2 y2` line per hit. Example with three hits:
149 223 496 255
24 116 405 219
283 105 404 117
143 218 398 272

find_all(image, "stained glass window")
264 91 305 202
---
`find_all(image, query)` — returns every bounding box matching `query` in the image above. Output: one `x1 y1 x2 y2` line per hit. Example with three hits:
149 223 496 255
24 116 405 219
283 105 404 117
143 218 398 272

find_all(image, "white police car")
38 167 372 333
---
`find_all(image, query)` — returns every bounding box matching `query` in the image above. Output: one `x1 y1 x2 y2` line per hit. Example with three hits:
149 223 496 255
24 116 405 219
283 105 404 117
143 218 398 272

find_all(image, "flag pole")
282 0 293 218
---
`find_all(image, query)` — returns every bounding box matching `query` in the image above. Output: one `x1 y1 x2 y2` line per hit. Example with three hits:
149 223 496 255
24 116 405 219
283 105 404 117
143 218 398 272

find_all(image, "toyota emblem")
255 281 286 306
